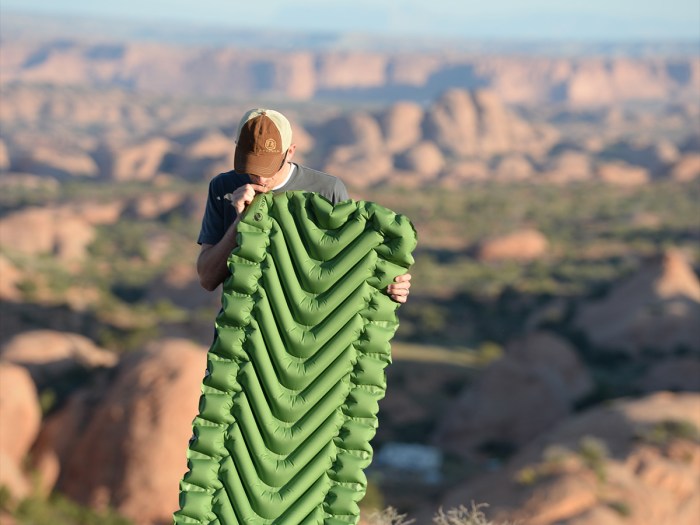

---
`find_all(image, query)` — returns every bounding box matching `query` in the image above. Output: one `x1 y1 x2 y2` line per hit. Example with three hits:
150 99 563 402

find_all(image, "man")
196 108 411 302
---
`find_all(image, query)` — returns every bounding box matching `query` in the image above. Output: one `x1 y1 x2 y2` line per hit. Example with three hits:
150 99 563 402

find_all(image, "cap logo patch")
264 138 278 151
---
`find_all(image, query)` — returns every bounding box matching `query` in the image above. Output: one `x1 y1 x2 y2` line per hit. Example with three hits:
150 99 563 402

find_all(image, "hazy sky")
4 0 700 40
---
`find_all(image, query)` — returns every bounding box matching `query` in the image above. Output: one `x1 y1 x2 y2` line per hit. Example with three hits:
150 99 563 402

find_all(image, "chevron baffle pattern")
174 192 416 525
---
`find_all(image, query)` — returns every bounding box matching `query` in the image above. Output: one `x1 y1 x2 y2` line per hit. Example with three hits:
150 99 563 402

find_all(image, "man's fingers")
231 183 269 201
243 186 258 201
390 293 408 304
387 272 411 304
229 183 269 214
388 280 411 292
248 183 269 193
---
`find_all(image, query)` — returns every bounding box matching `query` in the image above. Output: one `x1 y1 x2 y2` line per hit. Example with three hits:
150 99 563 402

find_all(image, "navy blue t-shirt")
197 164 349 245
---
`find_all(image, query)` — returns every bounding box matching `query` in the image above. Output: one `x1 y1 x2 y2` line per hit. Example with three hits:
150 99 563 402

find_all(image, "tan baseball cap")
234 108 293 178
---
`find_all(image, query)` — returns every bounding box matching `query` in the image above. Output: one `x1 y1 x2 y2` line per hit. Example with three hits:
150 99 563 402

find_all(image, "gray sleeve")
332 178 350 204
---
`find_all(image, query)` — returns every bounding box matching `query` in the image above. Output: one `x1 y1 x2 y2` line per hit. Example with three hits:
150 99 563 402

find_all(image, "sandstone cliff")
574 249 700 354
441 392 700 525
2 39 698 106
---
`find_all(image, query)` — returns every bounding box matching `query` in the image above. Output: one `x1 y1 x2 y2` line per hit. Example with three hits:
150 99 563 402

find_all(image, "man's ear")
286 144 297 162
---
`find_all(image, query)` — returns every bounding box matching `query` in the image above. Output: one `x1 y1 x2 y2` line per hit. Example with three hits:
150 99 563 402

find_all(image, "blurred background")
0 1 699 524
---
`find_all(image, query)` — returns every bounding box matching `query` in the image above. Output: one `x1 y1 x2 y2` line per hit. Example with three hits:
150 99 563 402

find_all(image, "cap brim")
234 148 284 178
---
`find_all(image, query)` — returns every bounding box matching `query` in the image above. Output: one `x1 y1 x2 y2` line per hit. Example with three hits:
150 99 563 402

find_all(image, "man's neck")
272 162 295 190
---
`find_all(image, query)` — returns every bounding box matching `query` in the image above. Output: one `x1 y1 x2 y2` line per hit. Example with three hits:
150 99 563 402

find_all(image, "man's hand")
224 183 269 216
387 273 411 304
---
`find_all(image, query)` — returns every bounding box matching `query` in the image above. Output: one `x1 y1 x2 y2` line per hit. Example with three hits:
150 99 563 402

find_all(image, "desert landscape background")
0 7 699 525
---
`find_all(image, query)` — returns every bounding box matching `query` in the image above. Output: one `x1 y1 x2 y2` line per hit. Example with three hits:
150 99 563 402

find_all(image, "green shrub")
361 480 385 512
577 436 609 482
637 419 700 446
475 342 503 366
14 493 133 525
38 389 57 416
0 486 12 511
607 500 632 517
541 444 571 466
16 277 39 301
514 465 540 486
515 438 610 487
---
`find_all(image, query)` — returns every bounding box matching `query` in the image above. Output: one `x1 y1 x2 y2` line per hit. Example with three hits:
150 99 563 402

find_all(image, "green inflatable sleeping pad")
174 191 416 525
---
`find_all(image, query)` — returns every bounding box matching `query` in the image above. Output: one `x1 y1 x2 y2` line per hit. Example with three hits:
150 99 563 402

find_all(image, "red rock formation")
322 112 385 152
567 60 615 105
41 339 206 524
564 58 677 106
492 154 535 180
395 141 445 178
543 151 593 182
575 249 700 354
423 88 553 159
638 358 700 393
423 88 480 157
0 363 41 498
0 140 10 172
16 145 99 178
324 152 394 188
596 161 650 185
441 160 490 185
0 255 22 301
111 137 174 181
321 112 393 187
3 39 697 105
71 201 125 225
441 392 700 525
275 52 317 100
379 101 424 153
184 131 232 160
316 52 387 89
0 206 95 262
122 191 185 220
609 59 671 102
386 54 443 86
432 332 592 459
146 263 219 311
670 154 700 181
477 229 550 262
1 330 117 386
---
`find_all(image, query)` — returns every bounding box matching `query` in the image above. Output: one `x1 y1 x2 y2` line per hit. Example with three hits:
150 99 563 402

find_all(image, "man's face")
248 174 271 188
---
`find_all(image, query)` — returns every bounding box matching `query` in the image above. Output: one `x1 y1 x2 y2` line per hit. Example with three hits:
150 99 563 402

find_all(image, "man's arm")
197 183 268 291
197 226 239 291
